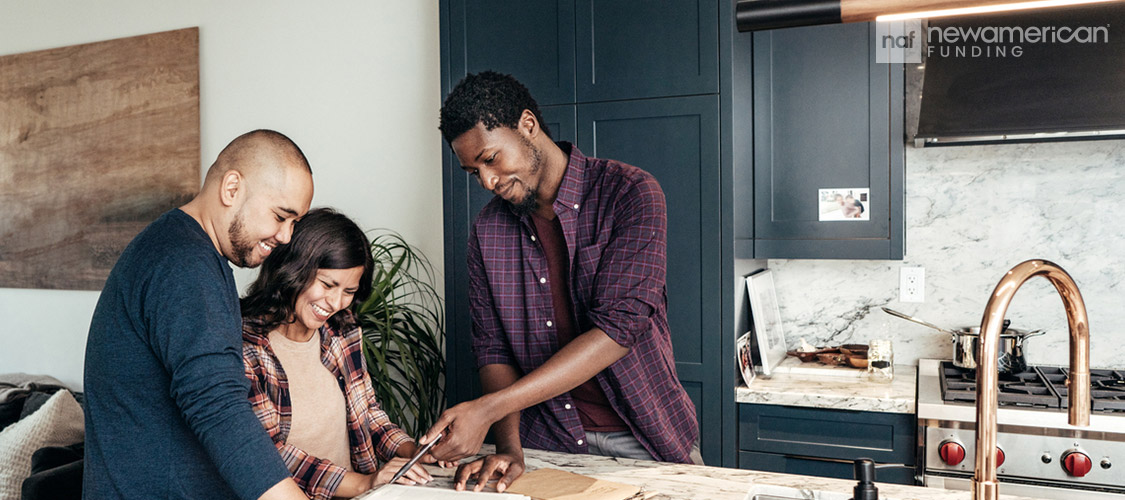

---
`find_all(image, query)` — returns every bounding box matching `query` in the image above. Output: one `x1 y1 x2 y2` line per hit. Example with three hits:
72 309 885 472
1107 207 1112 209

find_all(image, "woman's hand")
371 457 433 487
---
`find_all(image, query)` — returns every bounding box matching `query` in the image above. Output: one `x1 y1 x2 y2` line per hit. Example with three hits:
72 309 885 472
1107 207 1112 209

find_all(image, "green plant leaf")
357 229 446 437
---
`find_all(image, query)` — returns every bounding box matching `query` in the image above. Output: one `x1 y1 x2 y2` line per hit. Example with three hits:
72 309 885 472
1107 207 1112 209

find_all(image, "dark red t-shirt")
530 212 628 432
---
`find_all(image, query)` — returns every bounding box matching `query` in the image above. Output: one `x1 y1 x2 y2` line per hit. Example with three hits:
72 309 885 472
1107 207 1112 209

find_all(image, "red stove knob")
997 448 1006 467
1063 451 1093 477
939 441 966 466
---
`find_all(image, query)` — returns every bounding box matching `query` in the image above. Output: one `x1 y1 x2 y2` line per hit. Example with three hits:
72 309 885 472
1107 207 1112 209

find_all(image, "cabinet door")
575 0 719 102
738 451 916 485
447 0 575 105
441 106 576 406
738 404 916 468
750 22 904 260
577 96 720 465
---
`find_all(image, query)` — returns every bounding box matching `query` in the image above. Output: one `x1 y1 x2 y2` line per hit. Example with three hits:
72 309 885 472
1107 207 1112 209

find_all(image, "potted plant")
355 231 445 437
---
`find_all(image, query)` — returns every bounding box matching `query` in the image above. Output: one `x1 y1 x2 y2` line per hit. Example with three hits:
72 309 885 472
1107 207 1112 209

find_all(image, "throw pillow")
17 392 57 421
0 390 84 500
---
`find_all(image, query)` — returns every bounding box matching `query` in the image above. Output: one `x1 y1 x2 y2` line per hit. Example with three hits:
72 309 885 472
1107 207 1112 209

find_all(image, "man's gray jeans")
585 430 705 465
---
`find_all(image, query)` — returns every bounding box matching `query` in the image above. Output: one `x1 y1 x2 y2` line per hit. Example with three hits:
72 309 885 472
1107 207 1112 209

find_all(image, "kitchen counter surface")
401 445 1045 500
736 356 917 414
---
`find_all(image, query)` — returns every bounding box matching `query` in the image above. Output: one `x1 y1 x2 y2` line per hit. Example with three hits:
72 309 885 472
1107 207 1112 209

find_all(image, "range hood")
912 3 1125 145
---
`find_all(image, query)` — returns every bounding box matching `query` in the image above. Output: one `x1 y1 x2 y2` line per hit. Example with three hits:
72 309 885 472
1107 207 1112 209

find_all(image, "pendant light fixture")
736 0 1122 31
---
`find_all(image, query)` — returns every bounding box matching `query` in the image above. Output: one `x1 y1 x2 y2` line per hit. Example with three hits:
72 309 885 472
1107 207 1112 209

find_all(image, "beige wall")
0 0 443 389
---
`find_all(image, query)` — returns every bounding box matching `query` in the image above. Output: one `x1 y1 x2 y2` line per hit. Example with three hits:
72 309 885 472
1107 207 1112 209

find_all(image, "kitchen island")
401 445 1045 500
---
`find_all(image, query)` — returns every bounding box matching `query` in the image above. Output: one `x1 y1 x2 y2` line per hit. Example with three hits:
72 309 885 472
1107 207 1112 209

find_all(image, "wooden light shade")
736 0 1123 31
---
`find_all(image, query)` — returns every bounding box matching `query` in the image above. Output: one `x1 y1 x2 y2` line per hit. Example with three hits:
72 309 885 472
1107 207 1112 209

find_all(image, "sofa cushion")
0 391 84 500
22 444 83 500
0 398 23 432
0 374 70 433
21 459 82 500
17 393 57 422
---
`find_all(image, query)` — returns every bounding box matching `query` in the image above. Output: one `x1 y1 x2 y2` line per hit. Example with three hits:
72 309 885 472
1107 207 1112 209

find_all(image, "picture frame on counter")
746 269 787 376
737 331 756 387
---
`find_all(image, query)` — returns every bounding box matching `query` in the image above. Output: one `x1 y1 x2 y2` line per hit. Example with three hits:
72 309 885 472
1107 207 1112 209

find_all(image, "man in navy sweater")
84 130 315 500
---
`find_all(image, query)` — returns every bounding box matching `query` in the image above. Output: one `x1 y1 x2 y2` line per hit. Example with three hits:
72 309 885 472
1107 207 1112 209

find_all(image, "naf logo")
884 30 916 49
876 20 923 63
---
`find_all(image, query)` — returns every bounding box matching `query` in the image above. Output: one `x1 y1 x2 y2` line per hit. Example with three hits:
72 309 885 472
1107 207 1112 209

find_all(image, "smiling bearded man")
84 130 316 500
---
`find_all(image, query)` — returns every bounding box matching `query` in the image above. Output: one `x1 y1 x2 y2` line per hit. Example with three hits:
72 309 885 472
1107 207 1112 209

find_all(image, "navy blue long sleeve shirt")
84 209 291 500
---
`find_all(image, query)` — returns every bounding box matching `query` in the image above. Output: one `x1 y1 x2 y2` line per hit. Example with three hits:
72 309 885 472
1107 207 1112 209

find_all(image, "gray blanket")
0 373 68 405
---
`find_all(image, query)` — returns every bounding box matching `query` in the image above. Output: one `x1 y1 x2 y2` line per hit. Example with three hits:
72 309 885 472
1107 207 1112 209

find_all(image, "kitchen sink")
745 485 851 500
746 484 901 500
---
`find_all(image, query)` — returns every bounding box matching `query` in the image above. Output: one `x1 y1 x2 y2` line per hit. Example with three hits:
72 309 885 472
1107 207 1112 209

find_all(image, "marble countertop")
403 445 1045 500
736 357 917 414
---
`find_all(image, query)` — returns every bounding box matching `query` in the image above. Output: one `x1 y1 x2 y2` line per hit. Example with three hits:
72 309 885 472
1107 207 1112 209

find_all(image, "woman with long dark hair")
241 208 433 499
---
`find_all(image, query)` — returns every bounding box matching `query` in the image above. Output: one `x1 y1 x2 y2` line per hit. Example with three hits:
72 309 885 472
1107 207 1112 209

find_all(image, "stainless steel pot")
950 326 1045 373
881 307 1045 373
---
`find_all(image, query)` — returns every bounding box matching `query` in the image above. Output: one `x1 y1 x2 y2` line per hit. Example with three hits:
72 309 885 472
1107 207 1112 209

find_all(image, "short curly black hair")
439 71 551 143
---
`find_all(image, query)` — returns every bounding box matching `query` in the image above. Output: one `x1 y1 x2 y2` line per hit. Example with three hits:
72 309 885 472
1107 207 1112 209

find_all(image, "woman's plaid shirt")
242 311 412 500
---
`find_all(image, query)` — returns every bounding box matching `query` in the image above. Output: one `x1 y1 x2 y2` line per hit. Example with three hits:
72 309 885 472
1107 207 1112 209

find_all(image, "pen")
388 433 442 485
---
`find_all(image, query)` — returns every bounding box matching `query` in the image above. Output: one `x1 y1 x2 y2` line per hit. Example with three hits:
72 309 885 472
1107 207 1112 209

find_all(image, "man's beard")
506 137 544 218
227 211 257 268
508 186 538 217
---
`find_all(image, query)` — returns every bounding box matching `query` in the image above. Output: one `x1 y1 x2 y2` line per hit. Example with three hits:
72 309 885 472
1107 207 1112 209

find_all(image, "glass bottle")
867 339 894 383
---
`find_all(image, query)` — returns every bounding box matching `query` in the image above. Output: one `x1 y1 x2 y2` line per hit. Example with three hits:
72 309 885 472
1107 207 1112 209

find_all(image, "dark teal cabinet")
446 0 575 105
575 0 719 102
742 22 905 260
541 105 578 145
446 0 720 105
738 403 917 485
577 96 721 465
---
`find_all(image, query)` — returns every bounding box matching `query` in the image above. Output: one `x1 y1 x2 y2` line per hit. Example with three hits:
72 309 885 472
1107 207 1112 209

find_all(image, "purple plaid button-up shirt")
466 142 698 463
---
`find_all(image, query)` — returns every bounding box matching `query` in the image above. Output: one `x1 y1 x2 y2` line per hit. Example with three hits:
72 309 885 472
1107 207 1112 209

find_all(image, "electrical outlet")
900 266 925 302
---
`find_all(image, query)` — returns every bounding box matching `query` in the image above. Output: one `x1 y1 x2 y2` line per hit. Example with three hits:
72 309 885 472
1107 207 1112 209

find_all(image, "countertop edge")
734 361 918 414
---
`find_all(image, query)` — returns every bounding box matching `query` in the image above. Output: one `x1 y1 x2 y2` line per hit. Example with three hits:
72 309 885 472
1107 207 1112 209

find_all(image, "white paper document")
353 484 530 500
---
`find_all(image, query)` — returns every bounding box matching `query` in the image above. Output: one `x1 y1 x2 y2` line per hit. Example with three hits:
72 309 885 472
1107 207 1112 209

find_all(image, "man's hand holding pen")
419 397 502 462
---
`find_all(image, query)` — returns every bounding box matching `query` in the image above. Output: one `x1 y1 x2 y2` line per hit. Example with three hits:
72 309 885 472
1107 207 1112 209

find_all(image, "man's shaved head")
204 129 311 188
183 129 314 268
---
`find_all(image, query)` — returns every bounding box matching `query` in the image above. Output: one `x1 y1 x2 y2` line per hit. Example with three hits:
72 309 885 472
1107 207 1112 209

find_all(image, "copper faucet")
972 259 1090 500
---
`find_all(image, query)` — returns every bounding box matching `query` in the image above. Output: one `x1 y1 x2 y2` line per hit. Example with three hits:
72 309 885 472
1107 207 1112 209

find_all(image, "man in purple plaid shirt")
420 71 700 492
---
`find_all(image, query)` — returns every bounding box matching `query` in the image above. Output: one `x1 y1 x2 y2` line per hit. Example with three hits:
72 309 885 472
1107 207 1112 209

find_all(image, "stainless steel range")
917 358 1125 499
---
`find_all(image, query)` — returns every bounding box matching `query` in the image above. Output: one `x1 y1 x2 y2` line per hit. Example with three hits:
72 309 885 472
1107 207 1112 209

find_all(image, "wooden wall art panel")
0 27 200 290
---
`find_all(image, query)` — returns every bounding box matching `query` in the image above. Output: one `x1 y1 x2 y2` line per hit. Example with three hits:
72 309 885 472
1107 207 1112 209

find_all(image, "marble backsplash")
757 138 1125 368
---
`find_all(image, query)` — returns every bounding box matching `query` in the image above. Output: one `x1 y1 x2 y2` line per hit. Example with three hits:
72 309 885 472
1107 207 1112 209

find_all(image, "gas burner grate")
998 382 1052 396
1092 369 1125 392
1016 366 1125 413
938 362 1060 409
938 363 978 405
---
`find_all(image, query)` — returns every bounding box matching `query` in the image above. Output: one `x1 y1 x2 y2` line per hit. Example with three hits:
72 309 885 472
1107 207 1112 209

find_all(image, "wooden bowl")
839 344 869 357
788 350 820 362
817 351 846 366
846 353 869 369
788 347 832 362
